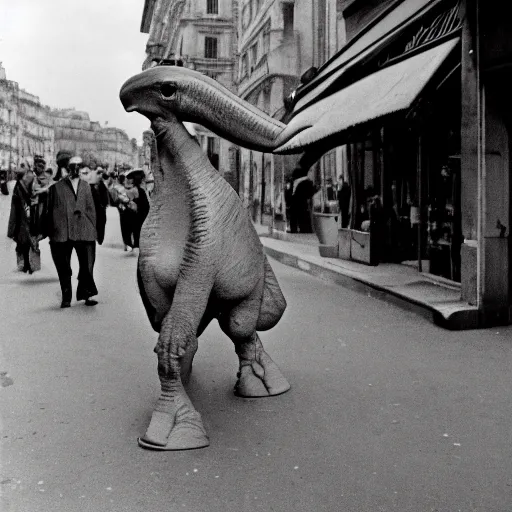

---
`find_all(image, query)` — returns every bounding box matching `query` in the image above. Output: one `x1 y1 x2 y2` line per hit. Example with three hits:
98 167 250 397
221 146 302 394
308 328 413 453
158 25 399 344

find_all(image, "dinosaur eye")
160 83 177 98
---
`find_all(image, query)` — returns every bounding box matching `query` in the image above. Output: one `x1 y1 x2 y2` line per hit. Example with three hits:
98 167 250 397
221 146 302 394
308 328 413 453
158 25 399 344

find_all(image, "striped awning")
274 38 460 154
294 0 446 113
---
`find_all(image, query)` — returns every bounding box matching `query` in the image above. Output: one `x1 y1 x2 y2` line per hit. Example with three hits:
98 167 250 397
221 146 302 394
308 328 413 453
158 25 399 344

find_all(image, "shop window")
206 0 218 14
204 37 218 59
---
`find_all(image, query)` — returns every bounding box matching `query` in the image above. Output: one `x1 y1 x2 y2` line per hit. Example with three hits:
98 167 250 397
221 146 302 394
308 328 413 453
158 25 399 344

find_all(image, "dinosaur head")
120 66 294 152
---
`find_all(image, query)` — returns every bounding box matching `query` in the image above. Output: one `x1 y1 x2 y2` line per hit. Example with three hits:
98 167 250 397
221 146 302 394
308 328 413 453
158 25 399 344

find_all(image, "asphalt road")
1 199 511 512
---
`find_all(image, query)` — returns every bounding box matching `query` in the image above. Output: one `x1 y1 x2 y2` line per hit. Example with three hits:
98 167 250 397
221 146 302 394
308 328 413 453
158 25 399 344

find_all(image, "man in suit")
44 156 99 308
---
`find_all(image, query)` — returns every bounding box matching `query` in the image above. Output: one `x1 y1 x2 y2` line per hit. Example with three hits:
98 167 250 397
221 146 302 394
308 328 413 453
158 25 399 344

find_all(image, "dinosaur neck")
153 118 216 182
152 118 228 247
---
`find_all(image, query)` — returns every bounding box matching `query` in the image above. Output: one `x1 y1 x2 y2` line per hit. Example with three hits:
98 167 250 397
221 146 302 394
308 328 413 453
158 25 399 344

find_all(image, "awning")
294 0 445 112
274 38 459 154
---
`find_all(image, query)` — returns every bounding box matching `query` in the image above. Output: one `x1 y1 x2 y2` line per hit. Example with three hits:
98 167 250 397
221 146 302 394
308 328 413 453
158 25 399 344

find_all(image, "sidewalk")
254 223 479 330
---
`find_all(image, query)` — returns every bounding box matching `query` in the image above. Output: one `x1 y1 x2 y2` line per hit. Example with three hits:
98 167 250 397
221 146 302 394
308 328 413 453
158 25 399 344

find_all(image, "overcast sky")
0 0 151 143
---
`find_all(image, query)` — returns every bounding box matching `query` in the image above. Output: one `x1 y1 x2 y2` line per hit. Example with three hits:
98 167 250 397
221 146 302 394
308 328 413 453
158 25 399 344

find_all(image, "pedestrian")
145 169 155 196
337 175 351 228
122 176 140 249
284 177 295 233
7 168 41 274
291 168 317 233
43 156 99 308
54 150 71 181
81 166 109 245
125 172 149 249
109 173 133 250
0 170 8 195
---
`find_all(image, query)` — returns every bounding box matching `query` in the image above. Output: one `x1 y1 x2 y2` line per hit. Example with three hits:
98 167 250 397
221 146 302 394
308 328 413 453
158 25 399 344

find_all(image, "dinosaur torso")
137 118 265 330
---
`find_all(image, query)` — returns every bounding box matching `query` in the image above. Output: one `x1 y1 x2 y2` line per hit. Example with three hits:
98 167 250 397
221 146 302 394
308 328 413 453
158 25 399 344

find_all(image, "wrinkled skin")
120 67 296 450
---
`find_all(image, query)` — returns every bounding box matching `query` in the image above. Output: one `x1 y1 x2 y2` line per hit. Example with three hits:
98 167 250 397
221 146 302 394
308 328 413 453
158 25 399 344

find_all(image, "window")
262 20 271 55
204 37 218 59
250 43 258 67
241 53 249 78
242 4 250 30
206 0 218 14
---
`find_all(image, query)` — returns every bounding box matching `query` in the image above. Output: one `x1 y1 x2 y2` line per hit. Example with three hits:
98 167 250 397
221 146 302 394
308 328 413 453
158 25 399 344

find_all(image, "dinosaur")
120 67 302 450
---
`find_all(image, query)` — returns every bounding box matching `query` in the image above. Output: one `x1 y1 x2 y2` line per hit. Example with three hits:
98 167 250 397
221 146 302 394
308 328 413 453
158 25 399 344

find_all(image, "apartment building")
140 0 239 188
0 67 20 173
53 109 139 169
236 0 340 226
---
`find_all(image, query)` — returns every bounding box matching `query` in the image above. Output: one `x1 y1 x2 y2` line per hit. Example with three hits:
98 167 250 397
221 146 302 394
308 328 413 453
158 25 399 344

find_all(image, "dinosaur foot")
234 351 291 398
138 404 209 451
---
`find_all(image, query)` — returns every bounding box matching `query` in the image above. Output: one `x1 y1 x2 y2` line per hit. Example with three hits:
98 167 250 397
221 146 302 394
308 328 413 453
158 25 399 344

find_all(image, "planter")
337 228 378 265
312 212 339 258
338 228 352 260
350 229 378 265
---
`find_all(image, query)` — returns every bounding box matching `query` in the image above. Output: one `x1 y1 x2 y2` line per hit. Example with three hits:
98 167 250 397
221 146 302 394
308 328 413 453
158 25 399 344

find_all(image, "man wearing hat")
44 155 99 308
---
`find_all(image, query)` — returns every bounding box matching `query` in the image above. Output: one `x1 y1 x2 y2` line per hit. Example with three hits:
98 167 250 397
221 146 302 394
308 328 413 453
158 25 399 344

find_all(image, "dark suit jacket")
45 178 97 242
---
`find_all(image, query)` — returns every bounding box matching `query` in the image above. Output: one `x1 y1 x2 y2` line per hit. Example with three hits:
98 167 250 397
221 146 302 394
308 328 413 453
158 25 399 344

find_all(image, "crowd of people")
6 151 150 308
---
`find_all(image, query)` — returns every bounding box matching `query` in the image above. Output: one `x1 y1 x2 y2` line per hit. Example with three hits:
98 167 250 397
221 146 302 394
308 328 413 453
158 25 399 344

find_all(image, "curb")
263 245 480 330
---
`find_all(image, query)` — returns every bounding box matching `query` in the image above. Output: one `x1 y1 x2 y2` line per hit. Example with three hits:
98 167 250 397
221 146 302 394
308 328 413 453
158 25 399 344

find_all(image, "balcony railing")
238 33 300 98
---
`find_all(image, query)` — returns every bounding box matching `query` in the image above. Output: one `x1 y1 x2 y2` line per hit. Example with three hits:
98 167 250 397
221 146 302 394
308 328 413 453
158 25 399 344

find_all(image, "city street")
1 197 511 512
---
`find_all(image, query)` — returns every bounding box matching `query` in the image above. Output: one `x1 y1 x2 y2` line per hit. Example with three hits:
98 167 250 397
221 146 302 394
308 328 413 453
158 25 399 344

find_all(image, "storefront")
276 0 464 278
273 0 512 325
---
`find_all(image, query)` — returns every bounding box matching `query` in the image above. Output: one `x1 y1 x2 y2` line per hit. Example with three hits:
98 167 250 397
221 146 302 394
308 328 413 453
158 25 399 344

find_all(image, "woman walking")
124 171 149 249
7 168 40 274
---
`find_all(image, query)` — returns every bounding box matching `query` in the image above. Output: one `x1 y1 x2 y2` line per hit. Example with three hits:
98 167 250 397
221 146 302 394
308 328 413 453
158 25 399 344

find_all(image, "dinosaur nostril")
160 83 177 99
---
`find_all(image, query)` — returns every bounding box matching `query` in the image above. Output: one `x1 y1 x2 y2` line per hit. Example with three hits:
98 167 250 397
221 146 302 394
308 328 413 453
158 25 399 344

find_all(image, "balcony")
238 33 300 99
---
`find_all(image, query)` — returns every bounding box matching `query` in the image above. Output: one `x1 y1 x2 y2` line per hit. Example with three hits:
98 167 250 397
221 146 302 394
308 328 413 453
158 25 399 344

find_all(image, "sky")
0 0 151 144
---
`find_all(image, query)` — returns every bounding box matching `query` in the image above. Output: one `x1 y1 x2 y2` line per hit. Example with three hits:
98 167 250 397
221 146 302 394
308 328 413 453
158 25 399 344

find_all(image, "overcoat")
45 178 97 242
7 181 33 245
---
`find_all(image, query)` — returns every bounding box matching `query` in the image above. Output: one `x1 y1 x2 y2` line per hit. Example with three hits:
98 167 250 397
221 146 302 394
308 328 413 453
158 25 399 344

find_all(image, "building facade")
0 66 20 174
1 63 138 174
53 109 139 170
140 0 239 189
18 89 55 170
0 63 55 174
278 0 512 326
236 0 341 226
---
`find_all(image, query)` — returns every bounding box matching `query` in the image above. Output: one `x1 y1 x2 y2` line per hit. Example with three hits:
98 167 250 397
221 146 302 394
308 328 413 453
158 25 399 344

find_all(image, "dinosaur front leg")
139 280 211 451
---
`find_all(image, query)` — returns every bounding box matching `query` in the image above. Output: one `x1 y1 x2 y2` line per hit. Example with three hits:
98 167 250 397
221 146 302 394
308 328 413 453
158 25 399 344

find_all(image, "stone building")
0 63 55 174
52 109 139 170
0 65 20 174
95 127 139 170
18 89 55 170
276 0 512 327
236 0 340 225
140 0 239 189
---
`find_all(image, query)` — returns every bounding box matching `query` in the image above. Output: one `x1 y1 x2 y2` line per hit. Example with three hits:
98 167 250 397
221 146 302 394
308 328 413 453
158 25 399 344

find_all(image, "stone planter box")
312 212 339 258
338 228 352 260
337 228 378 266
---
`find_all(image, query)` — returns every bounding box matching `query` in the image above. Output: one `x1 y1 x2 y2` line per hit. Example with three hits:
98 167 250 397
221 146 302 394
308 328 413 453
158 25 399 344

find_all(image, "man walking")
44 156 99 308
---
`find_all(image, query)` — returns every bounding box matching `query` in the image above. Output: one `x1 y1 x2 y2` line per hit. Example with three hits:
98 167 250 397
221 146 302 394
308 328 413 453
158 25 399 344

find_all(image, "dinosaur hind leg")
232 332 291 397
256 257 287 331
219 287 290 398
